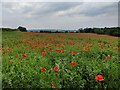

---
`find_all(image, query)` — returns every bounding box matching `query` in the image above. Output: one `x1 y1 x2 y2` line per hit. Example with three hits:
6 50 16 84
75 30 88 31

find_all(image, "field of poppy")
2 31 120 89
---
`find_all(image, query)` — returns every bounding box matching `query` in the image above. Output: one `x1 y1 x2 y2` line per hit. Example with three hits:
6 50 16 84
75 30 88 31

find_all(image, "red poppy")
50 49 52 52
73 51 77 54
86 41 89 43
106 55 110 59
56 44 60 47
16 56 19 58
95 75 104 81
56 49 61 53
82 49 86 52
0 47 2 50
22 54 27 58
42 51 45 56
70 51 72 54
7 47 10 51
55 72 58 76
51 84 57 87
78 46 80 48
41 67 46 71
71 62 76 66
54 66 59 71
46 46 49 48
32 47 34 50
86 46 90 51
2 52 6 55
42 50 47 56
61 50 64 53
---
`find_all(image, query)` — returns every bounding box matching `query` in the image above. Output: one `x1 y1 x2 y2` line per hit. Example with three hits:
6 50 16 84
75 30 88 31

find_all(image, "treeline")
31 27 120 37
78 27 120 37
1 28 19 31
1 26 27 32
30 30 76 33
1 26 120 37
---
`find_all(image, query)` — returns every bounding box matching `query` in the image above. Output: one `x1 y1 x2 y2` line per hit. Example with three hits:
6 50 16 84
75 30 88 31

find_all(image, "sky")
1 1 119 30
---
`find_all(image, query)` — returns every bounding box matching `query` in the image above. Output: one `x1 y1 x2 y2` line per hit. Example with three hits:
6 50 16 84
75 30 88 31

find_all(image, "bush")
17 26 27 32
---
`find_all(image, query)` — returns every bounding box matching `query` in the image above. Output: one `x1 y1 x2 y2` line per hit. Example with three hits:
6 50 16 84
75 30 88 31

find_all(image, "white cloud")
2 0 119 2
2 2 118 29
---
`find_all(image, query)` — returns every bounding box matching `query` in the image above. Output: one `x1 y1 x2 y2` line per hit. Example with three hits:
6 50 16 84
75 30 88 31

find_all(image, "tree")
17 26 27 32
65 31 68 33
2 28 19 32
78 28 84 33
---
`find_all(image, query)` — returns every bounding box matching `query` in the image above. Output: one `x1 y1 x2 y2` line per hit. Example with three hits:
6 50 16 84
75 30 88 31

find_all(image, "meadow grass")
2 32 119 88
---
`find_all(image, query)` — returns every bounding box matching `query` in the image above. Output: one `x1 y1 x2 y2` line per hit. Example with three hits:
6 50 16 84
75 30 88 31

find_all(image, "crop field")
2 32 120 88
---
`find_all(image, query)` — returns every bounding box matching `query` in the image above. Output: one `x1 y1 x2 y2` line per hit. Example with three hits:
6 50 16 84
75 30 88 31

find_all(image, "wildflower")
51 84 57 87
32 47 34 50
71 62 76 66
106 55 110 59
56 49 61 53
86 41 89 43
56 44 60 47
78 46 80 48
0 47 2 50
86 46 90 51
42 50 47 56
73 51 77 54
54 66 59 71
16 56 19 58
61 50 64 53
46 46 49 48
70 51 72 54
55 72 58 76
42 50 45 56
7 47 10 51
95 75 104 81
82 49 86 52
22 54 27 58
2 52 6 55
50 49 52 52
41 67 46 71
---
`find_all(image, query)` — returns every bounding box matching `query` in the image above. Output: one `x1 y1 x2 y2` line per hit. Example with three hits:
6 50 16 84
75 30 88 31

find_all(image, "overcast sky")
2 2 118 30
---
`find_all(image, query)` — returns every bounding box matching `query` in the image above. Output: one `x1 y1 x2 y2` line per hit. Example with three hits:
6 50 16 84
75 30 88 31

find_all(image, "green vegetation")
78 27 120 37
2 28 19 32
2 32 119 89
17 26 27 32
1 26 27 32
2 26 120 37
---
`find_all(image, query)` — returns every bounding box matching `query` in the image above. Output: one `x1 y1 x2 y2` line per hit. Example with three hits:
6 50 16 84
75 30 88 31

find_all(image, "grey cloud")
29 2 82 17
2 2 117 17
2 2 118 29
54 2 118 17
2 2 82 18
79 2 118 16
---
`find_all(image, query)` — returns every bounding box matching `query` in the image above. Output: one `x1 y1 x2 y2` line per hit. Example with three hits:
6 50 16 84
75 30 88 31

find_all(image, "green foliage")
17 26 27 32
1 28 19 32
78 27 120 37
2 32 119 89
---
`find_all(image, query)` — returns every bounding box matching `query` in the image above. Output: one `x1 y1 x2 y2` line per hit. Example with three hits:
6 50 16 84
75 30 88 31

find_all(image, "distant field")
2 32 119 88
